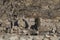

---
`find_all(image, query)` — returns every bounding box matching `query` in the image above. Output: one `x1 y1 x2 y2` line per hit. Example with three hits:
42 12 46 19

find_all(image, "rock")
50 34 58 40
0 0 60 40
18 18 25 29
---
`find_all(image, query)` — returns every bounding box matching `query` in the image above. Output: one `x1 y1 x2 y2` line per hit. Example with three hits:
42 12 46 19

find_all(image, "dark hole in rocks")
30 18 39 31
13 15 17 18
14 20 19 27
55 30 57 33
26 34 28 35
23 19 29 29
30 25 38 31
5 27 9 33
0 23 2 26
30 32 38 35
11 21 13 28
12 14 17 20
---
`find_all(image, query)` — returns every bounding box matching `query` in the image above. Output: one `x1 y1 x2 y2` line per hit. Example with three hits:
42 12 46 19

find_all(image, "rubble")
0 0 60 40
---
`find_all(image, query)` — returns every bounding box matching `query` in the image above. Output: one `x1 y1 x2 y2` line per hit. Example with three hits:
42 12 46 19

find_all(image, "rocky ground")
0 0 60 40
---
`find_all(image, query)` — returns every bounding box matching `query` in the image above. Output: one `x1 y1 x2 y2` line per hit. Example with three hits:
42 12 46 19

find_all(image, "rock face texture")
0 0 60 40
